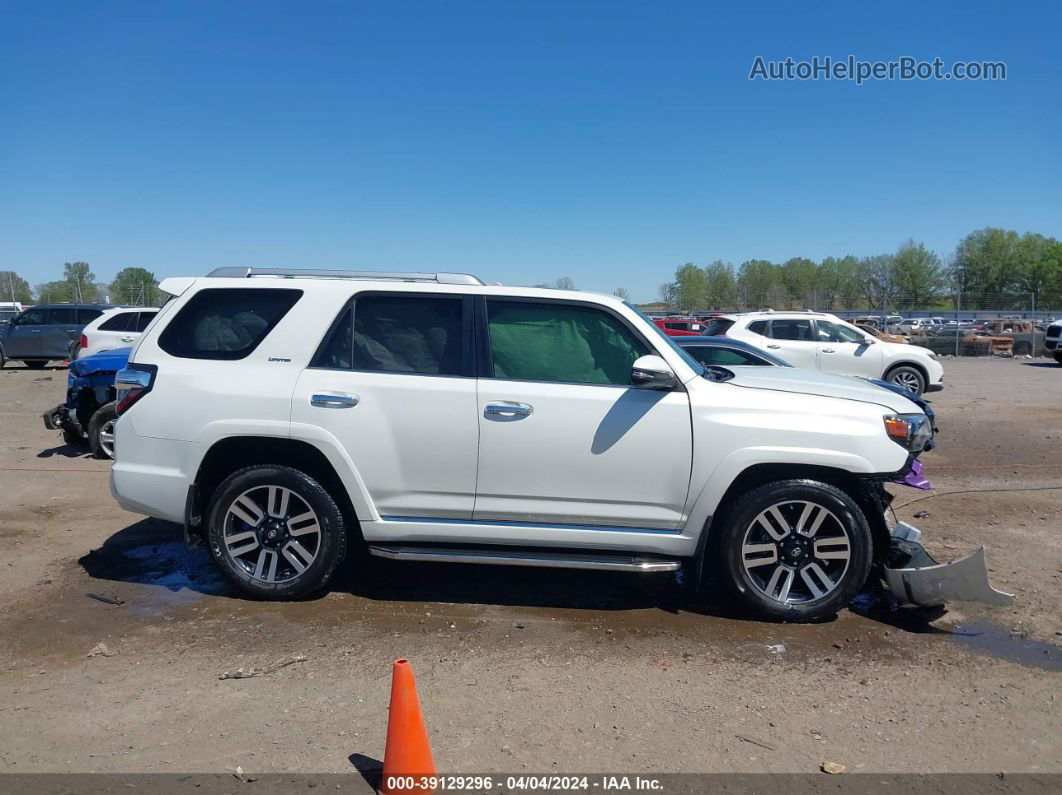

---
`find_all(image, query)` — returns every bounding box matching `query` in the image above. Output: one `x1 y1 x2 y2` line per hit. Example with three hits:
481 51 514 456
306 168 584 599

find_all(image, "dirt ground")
0 356 1059 781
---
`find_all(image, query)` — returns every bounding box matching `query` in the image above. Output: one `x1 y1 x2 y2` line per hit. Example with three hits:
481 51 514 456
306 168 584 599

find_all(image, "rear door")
760 318 818 369
42 306 80 359
473 297 692 530
291 292 480 520
92 310 140 353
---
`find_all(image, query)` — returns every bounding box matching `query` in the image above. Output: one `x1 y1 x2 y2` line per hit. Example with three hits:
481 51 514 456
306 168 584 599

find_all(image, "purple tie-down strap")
896 458 932 490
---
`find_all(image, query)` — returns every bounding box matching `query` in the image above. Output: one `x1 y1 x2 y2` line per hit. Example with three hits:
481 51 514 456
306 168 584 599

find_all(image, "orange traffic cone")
379 659 436 794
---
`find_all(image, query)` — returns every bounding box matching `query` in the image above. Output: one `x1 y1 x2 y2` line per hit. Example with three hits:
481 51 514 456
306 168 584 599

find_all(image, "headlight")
883 413 933 452
926 351 938 359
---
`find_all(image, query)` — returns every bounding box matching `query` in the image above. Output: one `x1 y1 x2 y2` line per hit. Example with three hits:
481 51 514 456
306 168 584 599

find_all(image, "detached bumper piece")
42 403 69 431
884 523 1014 608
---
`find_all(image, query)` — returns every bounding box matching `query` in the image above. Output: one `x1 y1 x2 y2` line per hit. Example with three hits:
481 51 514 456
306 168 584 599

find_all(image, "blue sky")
2 1 1059 301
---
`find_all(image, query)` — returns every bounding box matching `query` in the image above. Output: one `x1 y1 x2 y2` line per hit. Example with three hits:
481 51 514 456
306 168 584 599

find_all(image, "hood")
724 366 922 413
69 347 131 377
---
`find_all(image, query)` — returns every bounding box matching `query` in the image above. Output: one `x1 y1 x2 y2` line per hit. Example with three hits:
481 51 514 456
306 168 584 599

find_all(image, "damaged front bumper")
883 521 1014 608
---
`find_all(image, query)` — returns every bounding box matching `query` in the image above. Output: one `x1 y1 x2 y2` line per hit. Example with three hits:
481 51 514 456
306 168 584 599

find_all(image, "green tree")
0 271 33 304
951 228 1020 308
780 257 818 308
61 261 101 302
859 254 897 310
703 260 736 307
673 262 708 312
110 267 160 306
657 282 677 309
892 240 944 308
553 276 576 290
35 280 76 303
612 287 630 301
1014 233 1060 306
736 259 776 309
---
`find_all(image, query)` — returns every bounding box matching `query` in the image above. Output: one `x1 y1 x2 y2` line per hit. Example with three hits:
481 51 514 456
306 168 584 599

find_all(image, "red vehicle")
652 317 706 336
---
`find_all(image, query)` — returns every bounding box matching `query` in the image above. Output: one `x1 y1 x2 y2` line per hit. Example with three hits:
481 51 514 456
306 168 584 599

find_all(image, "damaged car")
43 347 129 459
108 268 1010 620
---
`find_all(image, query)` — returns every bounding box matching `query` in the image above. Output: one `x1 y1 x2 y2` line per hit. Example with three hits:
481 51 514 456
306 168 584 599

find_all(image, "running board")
367 545 681 572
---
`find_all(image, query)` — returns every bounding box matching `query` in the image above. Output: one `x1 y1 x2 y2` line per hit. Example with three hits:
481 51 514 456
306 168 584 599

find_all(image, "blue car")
42 347 130 458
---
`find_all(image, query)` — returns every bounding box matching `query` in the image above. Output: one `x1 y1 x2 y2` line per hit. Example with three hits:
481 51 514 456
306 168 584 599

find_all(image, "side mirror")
631 355 679 391
863 336 877 345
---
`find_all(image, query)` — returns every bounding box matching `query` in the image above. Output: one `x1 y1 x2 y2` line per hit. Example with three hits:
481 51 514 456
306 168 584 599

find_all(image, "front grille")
1048 324 1062 338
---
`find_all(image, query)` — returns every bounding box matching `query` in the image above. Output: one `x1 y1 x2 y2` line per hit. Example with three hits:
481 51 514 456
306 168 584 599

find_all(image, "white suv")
713 311 944 395
75 306 160 358
109 268 1005 621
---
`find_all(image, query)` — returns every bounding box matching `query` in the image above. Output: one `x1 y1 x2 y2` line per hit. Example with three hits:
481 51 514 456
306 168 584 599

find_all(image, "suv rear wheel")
206 465 348 600
718 479 872 622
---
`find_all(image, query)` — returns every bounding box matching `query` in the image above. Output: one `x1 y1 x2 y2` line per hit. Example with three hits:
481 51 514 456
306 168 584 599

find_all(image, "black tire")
206 465 348 600
87 402 119 459
1055 352 1062 366
25 360 48 369
0 346 6 369
1012 340 1032 356
62 425 86 447
885 364 925 395
717 479 873 622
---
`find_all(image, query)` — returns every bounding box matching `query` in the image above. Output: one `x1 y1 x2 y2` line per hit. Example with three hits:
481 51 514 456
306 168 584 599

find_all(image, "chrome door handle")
766 344 780 349
484 402 533 417
821 348 836 353
311 393 359 408
120 336 135 342
30 329 41 333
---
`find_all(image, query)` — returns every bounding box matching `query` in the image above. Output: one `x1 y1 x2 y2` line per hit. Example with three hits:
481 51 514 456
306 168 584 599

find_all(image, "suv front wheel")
718 479 872 622
206 465 348 600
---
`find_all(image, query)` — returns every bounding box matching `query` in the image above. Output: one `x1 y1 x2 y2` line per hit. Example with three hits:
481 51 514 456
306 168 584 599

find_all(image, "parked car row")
0 303 158 368
91 267 1012 623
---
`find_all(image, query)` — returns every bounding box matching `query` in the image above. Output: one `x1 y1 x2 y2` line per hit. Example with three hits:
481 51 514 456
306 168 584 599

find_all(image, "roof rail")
206 267 485 286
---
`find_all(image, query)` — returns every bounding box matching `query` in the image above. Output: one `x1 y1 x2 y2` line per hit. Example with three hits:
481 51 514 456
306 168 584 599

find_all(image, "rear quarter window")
158 288 302 360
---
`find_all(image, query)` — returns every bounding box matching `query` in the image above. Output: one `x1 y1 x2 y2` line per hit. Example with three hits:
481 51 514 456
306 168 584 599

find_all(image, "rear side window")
78 308 104 324
767 319 813 341
313 294 469 376
99 312 137 332
686 346 766 367
705 318 735 336
487 300 649 385
135 311 158 331
159 288 302 360
746 320 768 336
47 307 78 325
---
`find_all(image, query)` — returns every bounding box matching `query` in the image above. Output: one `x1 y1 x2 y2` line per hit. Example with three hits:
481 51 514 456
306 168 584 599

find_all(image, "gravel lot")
0 357 1058 780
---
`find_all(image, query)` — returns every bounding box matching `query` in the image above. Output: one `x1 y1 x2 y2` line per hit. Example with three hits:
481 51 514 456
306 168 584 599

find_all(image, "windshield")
625 302 705 374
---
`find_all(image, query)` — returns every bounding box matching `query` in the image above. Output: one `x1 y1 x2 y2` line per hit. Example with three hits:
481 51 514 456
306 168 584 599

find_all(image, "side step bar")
368 545 681 573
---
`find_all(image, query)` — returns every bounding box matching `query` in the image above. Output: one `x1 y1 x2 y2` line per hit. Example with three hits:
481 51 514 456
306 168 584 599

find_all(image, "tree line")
0 264 161 306
655 227 1062 312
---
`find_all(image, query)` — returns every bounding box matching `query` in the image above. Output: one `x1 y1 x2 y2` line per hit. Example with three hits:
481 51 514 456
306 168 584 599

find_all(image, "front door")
291 292 479 520
814 319 884 377
474 298 693 530
4 307 48 358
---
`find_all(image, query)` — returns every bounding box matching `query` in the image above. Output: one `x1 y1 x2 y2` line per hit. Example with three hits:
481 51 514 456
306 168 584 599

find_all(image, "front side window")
159 288 302 360
816 320 866 344
767 319 813 341
487 300 648 385
15 308 47 326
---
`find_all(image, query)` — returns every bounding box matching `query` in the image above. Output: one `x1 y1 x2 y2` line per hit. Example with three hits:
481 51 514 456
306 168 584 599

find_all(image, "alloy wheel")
891 370 921 393
222 485 322 583
98 419 116 459
740 500 852 605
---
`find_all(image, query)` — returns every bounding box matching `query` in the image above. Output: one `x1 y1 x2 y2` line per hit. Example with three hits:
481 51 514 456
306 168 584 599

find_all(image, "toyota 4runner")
109 268 1010 621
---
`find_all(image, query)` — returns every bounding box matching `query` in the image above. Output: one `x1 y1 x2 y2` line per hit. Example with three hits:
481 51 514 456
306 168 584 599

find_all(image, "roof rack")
206 267 485 286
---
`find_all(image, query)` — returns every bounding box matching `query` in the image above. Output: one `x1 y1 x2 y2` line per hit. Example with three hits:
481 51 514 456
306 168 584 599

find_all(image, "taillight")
80 334 88 349
115 364 157 415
